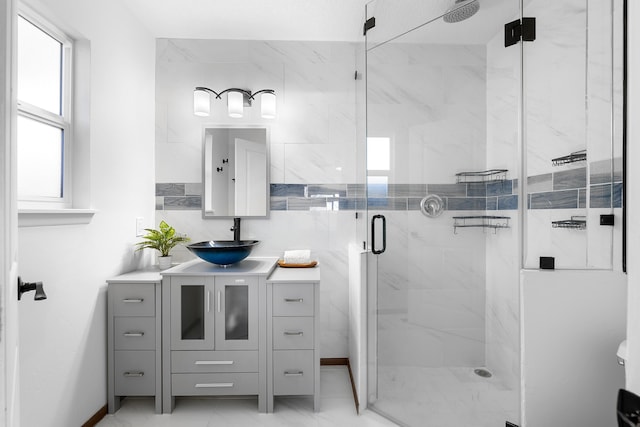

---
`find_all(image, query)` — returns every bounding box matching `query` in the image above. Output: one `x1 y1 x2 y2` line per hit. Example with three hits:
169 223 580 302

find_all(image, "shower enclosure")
361 0 623 426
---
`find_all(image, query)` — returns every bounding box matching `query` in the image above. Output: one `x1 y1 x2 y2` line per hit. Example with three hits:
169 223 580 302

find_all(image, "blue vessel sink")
187 240 260 266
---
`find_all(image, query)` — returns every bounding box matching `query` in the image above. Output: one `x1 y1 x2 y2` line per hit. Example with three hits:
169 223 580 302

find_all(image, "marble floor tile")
97 366 397 427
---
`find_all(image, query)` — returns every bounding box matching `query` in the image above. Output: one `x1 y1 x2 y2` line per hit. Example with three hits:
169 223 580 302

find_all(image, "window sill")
18 208 97 227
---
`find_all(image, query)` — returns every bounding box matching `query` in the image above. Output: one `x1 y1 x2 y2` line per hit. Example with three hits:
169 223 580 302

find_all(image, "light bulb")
193 89 210 117
261 92 276 119
227 91 244 118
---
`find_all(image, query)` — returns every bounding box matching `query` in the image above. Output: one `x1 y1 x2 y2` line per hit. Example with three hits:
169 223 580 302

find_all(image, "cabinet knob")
123 332 145 337
284 331 304 336
284 370 304 377
284 298 304 303
123 371 144 377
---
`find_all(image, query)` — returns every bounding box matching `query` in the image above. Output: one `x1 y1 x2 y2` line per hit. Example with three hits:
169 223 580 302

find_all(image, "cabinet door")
214 276 258 350
170 276 215 350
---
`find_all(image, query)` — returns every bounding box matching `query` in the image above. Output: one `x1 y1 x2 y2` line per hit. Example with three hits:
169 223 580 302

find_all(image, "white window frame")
16 7 73 209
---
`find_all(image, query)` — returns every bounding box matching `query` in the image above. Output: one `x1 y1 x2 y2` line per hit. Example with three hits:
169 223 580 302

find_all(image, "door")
1 0 20 424
214 276 258 350
364 1 522 426
170 276 215 350
234 138 267 216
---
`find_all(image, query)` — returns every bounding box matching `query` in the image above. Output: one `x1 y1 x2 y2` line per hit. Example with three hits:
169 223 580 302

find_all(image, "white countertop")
267 263 320 283
161 257 279 276
106 267 163 283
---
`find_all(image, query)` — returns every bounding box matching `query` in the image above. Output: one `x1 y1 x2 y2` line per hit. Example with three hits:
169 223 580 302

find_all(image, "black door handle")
371 214 386 255
18 277 47 301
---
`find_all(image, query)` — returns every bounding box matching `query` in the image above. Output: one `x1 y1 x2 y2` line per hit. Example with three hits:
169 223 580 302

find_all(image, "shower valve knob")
17 277 47 301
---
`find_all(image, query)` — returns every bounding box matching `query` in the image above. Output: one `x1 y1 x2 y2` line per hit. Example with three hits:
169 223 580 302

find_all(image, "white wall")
522 270 626 427
16 0 156 425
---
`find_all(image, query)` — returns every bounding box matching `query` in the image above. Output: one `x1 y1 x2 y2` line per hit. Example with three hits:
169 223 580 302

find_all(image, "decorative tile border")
156 183 202 210
156 159 623 212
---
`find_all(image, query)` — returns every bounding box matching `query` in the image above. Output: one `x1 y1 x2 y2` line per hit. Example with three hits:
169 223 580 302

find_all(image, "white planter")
158 255 172 270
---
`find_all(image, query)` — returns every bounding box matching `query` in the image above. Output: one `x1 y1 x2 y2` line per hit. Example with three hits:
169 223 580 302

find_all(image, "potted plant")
135 220 190 269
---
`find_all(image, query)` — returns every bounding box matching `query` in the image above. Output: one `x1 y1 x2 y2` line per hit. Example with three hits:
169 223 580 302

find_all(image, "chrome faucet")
231 217 241 241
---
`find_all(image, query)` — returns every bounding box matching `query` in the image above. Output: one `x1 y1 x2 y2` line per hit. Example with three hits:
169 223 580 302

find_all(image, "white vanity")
106 257 321 415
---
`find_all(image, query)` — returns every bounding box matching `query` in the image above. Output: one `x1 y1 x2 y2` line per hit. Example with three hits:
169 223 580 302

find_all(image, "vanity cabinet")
266 266 320 412
107 270 162 414
162 258 277 413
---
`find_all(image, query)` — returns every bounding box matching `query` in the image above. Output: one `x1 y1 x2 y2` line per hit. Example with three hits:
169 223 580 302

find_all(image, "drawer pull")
284 331 304 336
284 298 304 303
284 370 304 377
123 331 145 337
195 360 234 365
195 382 234 388
122 298 144 303
123 371 144 377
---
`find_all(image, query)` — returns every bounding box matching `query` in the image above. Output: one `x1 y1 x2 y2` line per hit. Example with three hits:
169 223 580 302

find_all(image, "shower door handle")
371 214 386 255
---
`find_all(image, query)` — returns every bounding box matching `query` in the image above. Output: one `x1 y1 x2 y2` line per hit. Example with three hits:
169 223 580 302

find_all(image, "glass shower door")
365 1 521 426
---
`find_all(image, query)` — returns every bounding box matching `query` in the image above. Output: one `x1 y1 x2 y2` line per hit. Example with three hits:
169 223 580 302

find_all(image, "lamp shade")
193 89 210 116
261 92 276 119
227 91 244 118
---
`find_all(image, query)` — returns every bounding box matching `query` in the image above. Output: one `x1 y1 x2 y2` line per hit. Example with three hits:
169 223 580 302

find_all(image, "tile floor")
97 366 398 427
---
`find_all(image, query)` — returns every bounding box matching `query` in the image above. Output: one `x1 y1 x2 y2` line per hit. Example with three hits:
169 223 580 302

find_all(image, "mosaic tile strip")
552 167 587 191
530 190 579 209
156 164 623 212
164 196 202 210
156 183 185 197
590 184 612 209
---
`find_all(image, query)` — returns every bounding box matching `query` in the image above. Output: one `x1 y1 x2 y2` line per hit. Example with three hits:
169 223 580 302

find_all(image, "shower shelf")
552 216 586 230
452 215 510 234
552 149 586 166
455 169 508 183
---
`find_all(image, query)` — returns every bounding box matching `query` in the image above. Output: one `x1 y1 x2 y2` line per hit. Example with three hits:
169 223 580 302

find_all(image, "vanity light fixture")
193 87 276 119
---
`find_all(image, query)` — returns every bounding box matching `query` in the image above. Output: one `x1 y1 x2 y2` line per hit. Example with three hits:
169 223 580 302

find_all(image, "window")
367 137 391 197
17 12 72 207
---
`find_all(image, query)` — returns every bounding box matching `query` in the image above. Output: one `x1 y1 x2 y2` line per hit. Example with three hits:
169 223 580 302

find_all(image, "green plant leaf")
135 221 190 257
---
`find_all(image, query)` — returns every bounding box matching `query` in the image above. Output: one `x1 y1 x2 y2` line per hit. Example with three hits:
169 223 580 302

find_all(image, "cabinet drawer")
114 350 155 396
171 350 258 373
172 373 258 396
114 317 156 350
272 283 314 316
112 284 155 317
273 350 314 396
273 317 314 350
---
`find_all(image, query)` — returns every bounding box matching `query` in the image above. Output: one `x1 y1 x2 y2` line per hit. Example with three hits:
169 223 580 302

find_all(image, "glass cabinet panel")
224 285 249 340
215 276 258 350
181 286 205 340
170 276 214 350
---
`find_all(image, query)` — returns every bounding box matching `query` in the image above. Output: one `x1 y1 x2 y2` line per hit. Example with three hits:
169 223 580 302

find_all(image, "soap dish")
277 260 318 268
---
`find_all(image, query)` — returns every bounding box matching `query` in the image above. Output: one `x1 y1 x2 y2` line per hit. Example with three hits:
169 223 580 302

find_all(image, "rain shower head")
443 0 480 23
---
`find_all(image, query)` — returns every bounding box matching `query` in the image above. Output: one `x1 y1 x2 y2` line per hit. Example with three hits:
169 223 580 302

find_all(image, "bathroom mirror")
202 126 269 218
